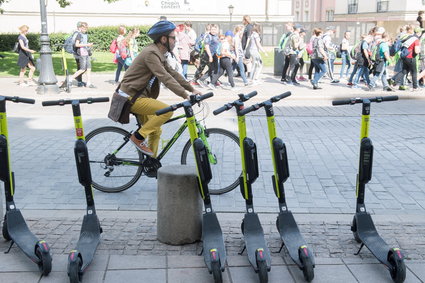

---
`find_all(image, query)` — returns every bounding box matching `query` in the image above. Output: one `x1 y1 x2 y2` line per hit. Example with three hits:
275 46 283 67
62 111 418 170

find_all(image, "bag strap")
116 83 146 105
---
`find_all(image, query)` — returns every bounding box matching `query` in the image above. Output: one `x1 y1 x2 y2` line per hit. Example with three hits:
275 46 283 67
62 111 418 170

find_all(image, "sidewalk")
0 71 425 282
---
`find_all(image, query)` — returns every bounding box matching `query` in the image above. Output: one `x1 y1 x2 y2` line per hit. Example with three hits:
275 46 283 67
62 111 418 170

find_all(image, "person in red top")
400 25 421 90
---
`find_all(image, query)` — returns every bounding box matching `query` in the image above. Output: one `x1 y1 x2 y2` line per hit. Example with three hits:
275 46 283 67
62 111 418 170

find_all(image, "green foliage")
0 25 152 52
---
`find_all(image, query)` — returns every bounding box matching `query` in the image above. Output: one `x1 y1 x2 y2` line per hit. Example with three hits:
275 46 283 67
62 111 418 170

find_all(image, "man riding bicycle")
119 20 201 156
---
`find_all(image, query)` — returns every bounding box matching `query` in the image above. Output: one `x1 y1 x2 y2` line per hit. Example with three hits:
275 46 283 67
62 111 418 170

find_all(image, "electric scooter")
0 96 52 275
42 97 109 283
239 91 315 282
213 91 271 283
156 92 227 283
332 96 406 283
59 47 72 93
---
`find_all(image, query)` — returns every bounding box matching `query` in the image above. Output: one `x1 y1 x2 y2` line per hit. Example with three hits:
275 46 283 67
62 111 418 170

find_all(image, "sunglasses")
168 35 176 40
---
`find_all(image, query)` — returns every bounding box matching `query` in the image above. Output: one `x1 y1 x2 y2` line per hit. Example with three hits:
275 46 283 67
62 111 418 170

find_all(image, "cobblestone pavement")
1 73 425 282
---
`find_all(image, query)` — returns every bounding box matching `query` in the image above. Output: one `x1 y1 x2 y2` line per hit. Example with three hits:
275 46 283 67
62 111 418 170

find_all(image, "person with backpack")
347 35 366 86
70 22 95 88
242 15 253 50
210 32 238 90
351 35 374 90
192 24 219 87
398 25 421 91
16 25 36 86
310 28 328 90
339 31 351 80
280 22 294 83
285 24 302 85
369 33 394 91
234 25 249 86
306 28 318 81
118 20 201 156
322 26 339 83
114 26 130 84
416 28 425 87
246 23 268 84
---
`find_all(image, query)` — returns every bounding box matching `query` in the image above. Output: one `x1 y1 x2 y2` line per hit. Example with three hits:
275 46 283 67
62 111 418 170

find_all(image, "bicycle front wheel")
181 128 241 195
86 126 143 193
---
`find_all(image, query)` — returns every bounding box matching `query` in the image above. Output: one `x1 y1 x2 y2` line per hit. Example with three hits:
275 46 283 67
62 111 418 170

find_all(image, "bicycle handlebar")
0 96 35 104
212 91 258 115
155 92 214 116
332 96 398 106
239 91 292 116
42 97 109 107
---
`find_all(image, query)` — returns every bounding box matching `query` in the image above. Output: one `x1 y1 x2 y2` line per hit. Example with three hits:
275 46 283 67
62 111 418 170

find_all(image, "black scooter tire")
389 253 406 283
36 246 52 276
211 260 223 283
68 256 82 283
351 217 361 243
257 259 268 283
2 215 11 241
299 248 314 282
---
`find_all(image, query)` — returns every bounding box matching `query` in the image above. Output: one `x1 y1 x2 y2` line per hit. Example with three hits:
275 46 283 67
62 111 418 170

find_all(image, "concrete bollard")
157 165 202 245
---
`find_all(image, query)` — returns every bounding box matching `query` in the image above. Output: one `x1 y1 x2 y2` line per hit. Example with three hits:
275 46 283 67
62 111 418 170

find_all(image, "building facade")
0 0 293 33
292 0 336 22
334 0 425 22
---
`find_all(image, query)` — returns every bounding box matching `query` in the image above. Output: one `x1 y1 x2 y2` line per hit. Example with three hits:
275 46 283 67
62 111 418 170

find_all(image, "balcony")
377 1 389 13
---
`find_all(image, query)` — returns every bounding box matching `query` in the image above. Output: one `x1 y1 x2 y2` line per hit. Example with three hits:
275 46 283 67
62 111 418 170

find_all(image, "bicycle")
85 95 241 194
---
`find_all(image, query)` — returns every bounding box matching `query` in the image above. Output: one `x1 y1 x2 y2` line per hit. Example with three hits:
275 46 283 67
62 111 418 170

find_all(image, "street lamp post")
37 0 59 94
228 5 234 23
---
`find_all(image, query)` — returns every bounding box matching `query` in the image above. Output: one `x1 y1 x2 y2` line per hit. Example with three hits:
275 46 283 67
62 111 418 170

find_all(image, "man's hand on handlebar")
191 89 202 96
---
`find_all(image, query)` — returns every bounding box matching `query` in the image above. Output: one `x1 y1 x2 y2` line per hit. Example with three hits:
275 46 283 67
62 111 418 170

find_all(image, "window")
296 11 300 21
377 0 389 12
304 11 309 22
326 10 334 21
348 0 358 14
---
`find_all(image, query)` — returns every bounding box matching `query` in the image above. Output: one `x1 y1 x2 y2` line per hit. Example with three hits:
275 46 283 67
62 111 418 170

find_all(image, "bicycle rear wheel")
181 128 241 195
86 126 143 193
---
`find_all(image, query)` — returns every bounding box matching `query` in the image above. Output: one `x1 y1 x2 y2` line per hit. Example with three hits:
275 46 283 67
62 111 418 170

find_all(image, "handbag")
108 85 141 124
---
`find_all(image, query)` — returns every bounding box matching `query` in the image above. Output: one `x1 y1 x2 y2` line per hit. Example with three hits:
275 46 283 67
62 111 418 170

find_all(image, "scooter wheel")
351 217 361 243
211 260 222 283
68 256 83 283
2 215 11 241
35 246 52 276
257 259 268 283
299 248 314 282
389 251 406 283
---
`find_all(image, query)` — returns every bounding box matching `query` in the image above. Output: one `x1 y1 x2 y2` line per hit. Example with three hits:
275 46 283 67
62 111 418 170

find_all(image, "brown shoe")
130 134 154 156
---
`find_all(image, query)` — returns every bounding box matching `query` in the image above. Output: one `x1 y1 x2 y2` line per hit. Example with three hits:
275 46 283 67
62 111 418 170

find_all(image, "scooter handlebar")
332 95 399 106
42 97 110 107
245 91 258 99
239 104 260 116
0 96 35 104
213 103 233 115
270 91 291 103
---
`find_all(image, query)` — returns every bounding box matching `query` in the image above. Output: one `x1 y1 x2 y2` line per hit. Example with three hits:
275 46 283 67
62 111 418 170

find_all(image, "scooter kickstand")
239 245 246 255
354 243 364 255
4 241 15 254
276 242 285 254
198 247 204 256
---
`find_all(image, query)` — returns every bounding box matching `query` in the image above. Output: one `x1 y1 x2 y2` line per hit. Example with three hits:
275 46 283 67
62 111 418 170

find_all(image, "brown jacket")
120 43 194 99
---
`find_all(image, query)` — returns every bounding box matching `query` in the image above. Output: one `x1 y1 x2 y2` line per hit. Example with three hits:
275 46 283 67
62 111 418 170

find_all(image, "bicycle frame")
112 113 218 166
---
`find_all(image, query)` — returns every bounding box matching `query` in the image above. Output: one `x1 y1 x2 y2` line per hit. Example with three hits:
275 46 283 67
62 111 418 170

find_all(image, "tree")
0 0 119 14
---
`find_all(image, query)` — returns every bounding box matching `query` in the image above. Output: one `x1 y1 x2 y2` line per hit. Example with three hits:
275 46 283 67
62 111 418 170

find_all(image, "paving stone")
346 263 422 283
104 269 166 283
0 272 41 283
229 265 293 283
108 255 166 269
168 267 231 283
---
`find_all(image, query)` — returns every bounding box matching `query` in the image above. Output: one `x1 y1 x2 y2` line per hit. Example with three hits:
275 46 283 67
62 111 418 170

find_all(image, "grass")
0 50 274 77
0 51 117 77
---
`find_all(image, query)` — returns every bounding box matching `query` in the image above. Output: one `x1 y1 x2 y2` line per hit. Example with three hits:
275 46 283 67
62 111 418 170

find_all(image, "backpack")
64 31 79 54
312 37 323 59
350 42 361 60
110 38 118 53
373 42 383 62
400 36 417 59
12 42 19 53
194 33 205 53
306 41 313 55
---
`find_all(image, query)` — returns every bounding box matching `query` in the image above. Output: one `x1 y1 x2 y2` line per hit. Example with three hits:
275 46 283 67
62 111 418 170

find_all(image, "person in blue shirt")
370 33 394 91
